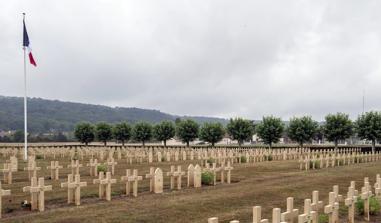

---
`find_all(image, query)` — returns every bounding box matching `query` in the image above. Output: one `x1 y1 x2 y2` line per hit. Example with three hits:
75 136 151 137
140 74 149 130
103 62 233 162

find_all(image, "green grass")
1 153 380 223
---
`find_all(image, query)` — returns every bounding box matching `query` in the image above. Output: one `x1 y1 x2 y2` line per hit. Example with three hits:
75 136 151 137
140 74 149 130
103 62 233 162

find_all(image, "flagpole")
23 13 28 160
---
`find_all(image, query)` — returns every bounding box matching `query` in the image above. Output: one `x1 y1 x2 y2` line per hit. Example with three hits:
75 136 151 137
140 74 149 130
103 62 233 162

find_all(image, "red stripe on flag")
29 52 37 66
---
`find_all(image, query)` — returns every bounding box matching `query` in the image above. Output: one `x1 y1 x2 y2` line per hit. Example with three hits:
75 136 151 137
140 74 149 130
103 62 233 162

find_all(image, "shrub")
241 156 247 163
265 155 273 161
35 155 43 160
161 157 165 162
111 191 120 196
318 214 328 223
201 171 214 185
309 160 320 169
356 196 380 215
207 158 215 165
72 153 79 161
97 164 107 173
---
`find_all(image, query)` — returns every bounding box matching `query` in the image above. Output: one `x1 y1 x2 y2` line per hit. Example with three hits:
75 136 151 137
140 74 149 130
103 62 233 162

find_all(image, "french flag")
23 18 37 66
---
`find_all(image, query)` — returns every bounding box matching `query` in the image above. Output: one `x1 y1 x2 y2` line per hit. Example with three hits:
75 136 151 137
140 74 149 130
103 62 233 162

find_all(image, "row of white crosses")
0 158 233 210
89 162 233 202
0 157 233 218
0 146 363 170
208 174 381 223
0 146 363 163
0 145 343 160
299 152 381 171
44 157 117 182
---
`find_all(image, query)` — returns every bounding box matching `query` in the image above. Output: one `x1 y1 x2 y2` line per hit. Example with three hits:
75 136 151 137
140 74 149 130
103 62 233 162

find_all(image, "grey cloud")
1 0 381 122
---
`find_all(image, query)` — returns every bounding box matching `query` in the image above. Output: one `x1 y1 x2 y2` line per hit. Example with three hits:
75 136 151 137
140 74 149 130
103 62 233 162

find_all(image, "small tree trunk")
212 142 215 147
372 140 376 153
186 141 189 147
164 140 167 147
334 140 338 152
142 140 145 147
122 140 125 146
104 141 107 146
300 142 303 148
269 142 272 149
85 142 88 146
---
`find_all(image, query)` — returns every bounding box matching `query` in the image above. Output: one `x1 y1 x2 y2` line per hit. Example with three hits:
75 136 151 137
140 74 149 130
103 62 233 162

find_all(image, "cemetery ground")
1 155 380 223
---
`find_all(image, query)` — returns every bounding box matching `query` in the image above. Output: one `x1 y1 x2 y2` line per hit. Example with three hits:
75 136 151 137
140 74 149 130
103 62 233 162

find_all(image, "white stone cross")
100 172 117 201
23 177 52 211
61 174 87 205
70 174 87 205
173 165 185 190
375 175 381 199
224 161 234 184
345 186 357 223
311 191 323 213
272 208 286 223
87 158 98 177
300 199 317 223
46 161 63 180
361 182 372 221
145 167 155 192
93 171 105 199
1 163 16 184
24 161 41 180
332 185 343 202
106 157 118 175
61 174 75 204
281 197 298 223
67 160 83 175
253 206 269 223
209 163 221 185
324 192 339 223
121 169 142 197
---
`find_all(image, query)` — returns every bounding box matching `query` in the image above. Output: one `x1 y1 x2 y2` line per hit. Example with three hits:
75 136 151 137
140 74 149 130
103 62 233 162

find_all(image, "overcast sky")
1 0 381 121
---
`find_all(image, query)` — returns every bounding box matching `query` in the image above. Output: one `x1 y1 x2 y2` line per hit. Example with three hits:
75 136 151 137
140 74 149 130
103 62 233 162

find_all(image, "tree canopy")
153 121 175 147
356 111 381 153
287 116 318 147
133 122 153 146
74 122 95 145
113 122 131 146
226 118 254 146
256 116 284 148
95 122 113 146
323 113 353 150
200 122 225 146
176 119 199 147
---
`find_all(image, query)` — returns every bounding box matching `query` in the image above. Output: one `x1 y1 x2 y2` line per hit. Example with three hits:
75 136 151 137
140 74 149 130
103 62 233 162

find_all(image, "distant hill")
0 96 228 133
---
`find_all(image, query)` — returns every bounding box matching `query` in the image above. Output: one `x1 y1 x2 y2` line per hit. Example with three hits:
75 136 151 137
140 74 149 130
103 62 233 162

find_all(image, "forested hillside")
0 96 227 133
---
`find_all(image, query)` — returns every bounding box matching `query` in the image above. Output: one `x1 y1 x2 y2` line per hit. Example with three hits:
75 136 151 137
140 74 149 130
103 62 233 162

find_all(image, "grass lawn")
1 156 380 222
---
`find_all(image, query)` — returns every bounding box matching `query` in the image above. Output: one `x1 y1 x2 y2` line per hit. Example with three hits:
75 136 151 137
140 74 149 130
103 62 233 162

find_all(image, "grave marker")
0 182 11 218
154 168 163 193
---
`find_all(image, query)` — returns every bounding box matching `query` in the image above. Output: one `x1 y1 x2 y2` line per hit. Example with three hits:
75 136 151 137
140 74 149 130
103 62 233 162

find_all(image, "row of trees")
74 111 381 152
258 111 381 153
75 119 232 147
